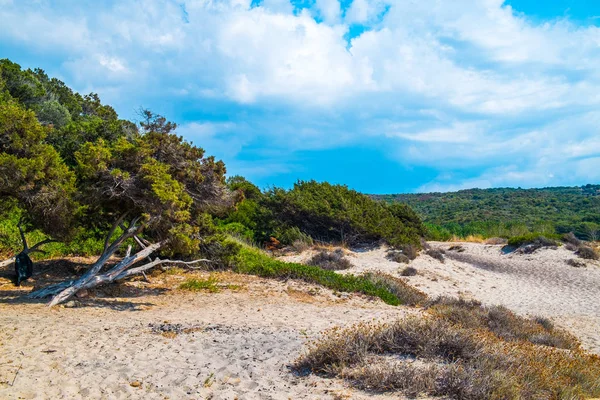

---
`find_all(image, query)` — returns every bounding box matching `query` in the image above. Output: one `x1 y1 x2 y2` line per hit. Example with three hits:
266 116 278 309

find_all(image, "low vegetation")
180 276 221 293
222 178 425 248
361 272 427 306
295 309 600 399
426 297 579 350
308 249 353 271
232 245 430 306
425 248 445 262
399 266 418 276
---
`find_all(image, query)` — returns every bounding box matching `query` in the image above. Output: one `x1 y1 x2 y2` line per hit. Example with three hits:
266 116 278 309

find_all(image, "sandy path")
282 242 600 354
0 272 416 400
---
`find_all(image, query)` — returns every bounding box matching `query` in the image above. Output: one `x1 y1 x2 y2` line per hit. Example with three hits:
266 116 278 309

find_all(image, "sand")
1 242 599 399
0 269 415 400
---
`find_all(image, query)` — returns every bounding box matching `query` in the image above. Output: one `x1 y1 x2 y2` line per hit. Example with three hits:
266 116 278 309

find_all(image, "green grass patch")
179 275 221 292
234 245 407 306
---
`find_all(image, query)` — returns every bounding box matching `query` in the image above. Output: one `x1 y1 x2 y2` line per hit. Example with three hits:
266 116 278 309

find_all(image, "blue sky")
2 0 600 194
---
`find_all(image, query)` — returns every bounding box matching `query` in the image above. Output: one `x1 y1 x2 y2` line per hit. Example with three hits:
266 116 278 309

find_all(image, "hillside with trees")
376 186 600 240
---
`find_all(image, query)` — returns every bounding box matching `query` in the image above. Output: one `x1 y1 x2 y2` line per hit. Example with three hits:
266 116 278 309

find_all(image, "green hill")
376 185 600 240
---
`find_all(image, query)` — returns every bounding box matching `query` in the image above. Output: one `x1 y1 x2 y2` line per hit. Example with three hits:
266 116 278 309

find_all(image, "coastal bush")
262 181 424 247
308 249 352 271
295 314 600 399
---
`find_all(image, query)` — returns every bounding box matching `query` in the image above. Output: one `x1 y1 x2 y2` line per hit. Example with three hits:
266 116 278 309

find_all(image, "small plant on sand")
576 245 599 260
308 249 353 271
387 250 410 264
425 248 445 263
398 244 418 260
180 275 221 293
567 258 587 268
399 266 418 277
448 244 465 252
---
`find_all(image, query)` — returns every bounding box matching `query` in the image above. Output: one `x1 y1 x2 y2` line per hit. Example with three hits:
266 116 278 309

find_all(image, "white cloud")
315 0 341 24
3 0 600 189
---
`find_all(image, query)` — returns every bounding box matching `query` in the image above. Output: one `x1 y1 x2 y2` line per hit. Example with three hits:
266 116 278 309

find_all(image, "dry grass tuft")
426 248 445 263
567 258 587 268
448 244 465 252
400 266 418 276
361 272 428 306
485 237 508 245
295 314 600 399
576 245 599 260
308 249 353 271
426 297 580 350
386 250 410 264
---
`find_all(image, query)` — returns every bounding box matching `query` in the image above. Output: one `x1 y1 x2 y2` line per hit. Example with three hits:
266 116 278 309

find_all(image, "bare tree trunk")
28 215 142 301
47 242 161 306
28 215 212 307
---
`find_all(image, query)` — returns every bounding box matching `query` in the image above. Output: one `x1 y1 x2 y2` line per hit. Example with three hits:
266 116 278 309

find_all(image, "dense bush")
221 179 425 249
263 181 424 247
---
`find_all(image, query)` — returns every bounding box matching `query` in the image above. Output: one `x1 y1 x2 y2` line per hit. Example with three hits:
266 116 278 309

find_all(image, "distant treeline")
375 186 600 241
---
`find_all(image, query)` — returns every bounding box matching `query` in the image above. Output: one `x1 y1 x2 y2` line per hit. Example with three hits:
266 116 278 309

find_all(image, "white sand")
0 271 416 400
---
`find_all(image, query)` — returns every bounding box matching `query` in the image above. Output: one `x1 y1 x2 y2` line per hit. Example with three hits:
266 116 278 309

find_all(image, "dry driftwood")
28 215 211 306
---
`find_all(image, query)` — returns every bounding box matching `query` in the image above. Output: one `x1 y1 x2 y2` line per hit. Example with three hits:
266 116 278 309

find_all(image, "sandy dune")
1 242 599 399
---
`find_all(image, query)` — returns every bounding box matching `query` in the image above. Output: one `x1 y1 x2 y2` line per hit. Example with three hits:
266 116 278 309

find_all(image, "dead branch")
29 215 144 302
0 256 16 268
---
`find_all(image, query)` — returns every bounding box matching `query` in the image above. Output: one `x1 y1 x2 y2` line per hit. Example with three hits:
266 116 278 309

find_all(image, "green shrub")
262 181 424 247
273 226 313 247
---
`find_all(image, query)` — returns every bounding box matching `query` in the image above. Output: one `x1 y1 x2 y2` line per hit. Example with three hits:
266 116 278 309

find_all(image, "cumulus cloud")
2 0 600 191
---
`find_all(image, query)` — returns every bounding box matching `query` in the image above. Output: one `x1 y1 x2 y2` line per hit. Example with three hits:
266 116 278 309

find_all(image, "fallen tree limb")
0 256 16 268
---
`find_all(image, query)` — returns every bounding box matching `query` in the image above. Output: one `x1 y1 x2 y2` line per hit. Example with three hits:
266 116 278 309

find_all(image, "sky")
1 0 600 194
